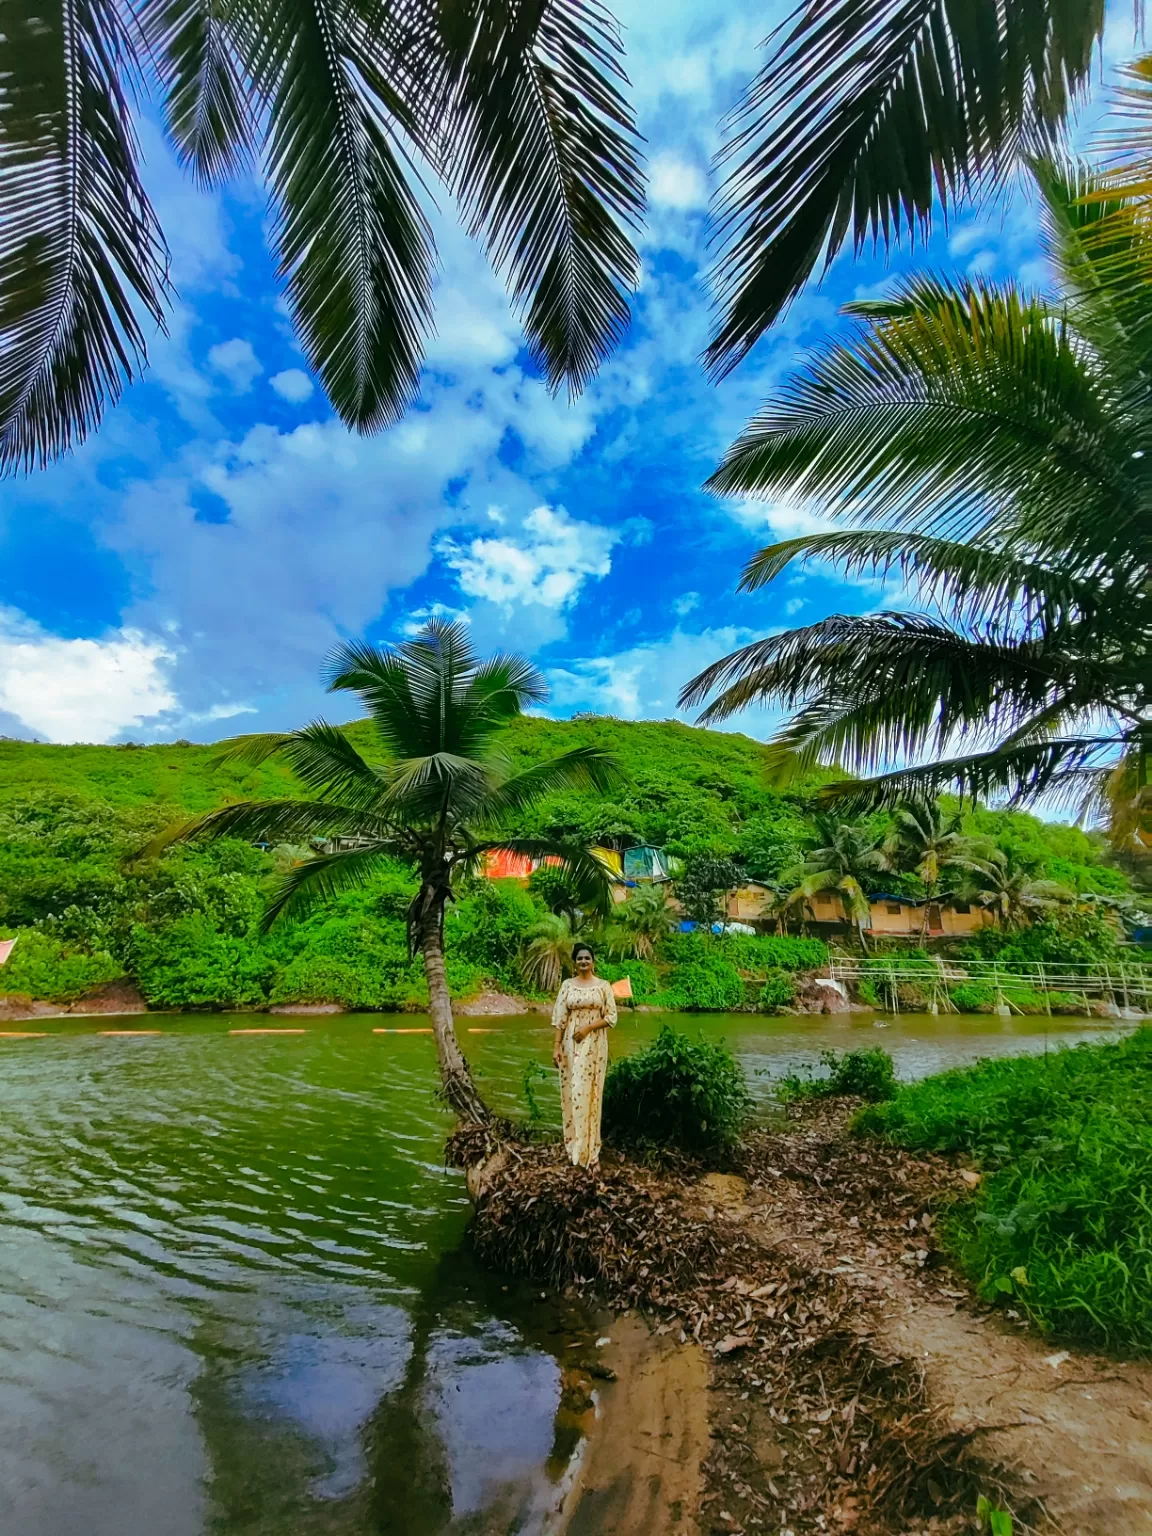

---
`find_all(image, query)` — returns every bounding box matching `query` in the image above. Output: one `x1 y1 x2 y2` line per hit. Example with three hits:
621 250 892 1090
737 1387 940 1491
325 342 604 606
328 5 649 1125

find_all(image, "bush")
857 1029 1152 1352
949 981 996 1012
756 968 796 1011
598 957 658 998
0 929 124 1001
603 1024 752 1155
668 953 746 1011
130 916 273 1009
718 932 828 973
778 1047 898 1103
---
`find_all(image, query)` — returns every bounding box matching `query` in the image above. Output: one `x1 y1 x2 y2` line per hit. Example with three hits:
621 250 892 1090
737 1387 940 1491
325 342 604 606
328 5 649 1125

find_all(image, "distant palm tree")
705 1 1121 376
684 160 1150 831
959 850 1075 930
1 0 644 474
780 820 885 952
604 882 675 961
882 801 973 937
520 911 584 995
144 620 621 1123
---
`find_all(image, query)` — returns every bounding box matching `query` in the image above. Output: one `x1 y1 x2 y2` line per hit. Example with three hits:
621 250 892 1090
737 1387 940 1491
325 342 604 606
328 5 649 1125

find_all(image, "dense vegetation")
0 716 1137 1013
858 1031 1152 1355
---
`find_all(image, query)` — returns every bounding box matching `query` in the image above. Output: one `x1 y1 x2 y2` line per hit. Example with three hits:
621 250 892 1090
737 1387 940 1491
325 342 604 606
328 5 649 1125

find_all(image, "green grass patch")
857 1028 1152 1354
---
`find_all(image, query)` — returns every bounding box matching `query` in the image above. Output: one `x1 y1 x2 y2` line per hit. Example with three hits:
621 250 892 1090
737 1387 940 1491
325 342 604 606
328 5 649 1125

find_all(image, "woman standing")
551 943 617 1168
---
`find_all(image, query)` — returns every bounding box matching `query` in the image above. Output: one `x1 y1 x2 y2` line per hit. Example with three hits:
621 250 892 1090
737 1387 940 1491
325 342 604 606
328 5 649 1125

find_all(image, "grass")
857 1027 1152 1355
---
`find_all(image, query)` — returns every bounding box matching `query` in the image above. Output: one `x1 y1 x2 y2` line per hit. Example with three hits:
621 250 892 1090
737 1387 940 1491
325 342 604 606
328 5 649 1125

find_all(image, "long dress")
552 976 617 1167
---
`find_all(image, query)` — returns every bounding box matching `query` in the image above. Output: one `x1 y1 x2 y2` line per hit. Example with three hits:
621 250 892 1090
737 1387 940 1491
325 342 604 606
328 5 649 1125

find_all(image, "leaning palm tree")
142 620 622 1123
958 850 1075 930
684 159 1151 831
780 819 885 951
0 0 644 474
705 0 1122 376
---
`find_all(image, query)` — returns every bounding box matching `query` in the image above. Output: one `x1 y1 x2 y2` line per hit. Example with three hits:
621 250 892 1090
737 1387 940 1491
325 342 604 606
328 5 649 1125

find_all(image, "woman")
551 943 617 1168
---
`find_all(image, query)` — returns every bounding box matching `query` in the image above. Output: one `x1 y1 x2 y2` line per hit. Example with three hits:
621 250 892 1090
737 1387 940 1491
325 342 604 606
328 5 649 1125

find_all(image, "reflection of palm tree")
364 1290 453 1534
781 820 885 951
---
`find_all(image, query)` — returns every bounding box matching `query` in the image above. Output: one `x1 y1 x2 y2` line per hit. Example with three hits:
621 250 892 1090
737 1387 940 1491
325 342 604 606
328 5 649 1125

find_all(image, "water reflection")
0 1011 1134 1535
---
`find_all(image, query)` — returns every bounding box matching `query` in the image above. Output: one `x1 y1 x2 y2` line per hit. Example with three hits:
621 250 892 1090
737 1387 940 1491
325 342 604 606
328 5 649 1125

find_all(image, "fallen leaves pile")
455 1104 1030 1535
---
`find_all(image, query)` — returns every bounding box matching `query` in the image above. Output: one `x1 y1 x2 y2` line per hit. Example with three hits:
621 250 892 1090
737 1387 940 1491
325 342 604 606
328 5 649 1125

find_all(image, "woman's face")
574 949 594 977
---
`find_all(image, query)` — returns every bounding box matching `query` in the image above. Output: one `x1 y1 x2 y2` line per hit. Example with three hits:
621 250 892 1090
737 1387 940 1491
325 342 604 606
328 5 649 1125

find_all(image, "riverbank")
463 1098 1152 1535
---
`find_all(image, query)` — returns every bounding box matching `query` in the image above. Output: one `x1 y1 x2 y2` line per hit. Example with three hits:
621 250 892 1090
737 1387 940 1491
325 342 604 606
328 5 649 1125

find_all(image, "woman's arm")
552 983 567 1066
573 982 617 1041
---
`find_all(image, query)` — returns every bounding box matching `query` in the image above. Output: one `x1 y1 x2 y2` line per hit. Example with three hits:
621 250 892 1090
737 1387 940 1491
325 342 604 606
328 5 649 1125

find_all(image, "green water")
0 1009 1132 1535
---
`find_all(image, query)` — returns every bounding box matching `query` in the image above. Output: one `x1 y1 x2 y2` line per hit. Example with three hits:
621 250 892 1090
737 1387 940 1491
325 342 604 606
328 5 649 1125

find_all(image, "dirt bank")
458 1107 1152 1535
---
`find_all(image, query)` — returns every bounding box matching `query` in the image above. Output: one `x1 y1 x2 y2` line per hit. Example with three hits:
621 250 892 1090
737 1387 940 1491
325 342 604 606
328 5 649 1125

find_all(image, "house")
804 890 994 937
622 845 672 883
725 883 775 923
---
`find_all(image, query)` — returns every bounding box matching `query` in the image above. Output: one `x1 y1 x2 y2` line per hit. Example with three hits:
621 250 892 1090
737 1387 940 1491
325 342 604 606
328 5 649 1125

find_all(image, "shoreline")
465 1103 1152 1535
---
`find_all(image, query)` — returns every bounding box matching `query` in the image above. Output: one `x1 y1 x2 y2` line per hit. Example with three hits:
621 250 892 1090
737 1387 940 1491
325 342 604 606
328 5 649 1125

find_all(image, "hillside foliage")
0 718 1135 1012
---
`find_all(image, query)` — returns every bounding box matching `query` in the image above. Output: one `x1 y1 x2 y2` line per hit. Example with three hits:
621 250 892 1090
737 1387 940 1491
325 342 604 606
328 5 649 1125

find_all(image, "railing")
824 954 1152 1016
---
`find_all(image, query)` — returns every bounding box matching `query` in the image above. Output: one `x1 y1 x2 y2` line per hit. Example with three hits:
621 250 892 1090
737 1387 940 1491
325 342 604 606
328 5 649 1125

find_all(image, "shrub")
603 1024 752 1155
949 981 996 1013
598 958 658 997
778 1047 897 1103
756 968 796 1012
0 929 124 1001
130 916 273 1009
668 953 746 1011
857 1029 1152 1352
718 933 828 973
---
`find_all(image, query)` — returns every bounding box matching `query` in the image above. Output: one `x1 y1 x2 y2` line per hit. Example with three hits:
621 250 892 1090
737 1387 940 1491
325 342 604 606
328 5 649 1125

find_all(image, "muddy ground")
458 1104 1152 1536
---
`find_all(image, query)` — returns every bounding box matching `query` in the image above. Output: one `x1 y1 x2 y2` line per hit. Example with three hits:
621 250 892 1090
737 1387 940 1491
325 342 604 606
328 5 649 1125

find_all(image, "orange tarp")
483 850 533 880
611 977 633 1000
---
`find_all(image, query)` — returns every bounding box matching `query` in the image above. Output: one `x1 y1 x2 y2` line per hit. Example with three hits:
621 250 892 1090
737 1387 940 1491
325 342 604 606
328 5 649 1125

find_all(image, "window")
815 893 833 907
885 903 901 915
953 902 971 915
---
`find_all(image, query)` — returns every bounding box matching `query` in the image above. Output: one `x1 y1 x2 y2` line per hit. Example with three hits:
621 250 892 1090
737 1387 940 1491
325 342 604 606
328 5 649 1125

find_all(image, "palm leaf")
463 835 616 912
707 276 1135 562
247 0 436 431
142 0 254 185
705 0 1106 377
482 746 625 818
212 722 386 806
439 0 644 395
0 0 169 474
134 796 395 861
261 842 403 928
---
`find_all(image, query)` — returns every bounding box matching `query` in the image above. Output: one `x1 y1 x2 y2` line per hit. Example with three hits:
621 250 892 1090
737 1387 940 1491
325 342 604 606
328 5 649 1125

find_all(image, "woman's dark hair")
573 943 595 963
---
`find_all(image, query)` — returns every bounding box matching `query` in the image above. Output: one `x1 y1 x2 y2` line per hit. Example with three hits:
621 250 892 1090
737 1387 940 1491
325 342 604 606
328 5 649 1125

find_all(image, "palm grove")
2 0 1148 1126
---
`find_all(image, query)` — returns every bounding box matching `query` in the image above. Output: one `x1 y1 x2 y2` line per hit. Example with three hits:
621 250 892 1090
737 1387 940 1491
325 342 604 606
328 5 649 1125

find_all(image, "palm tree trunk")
419 898 491 1126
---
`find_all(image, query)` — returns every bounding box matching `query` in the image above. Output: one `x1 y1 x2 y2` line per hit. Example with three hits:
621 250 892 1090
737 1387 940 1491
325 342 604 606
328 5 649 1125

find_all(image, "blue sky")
0 0 1124 744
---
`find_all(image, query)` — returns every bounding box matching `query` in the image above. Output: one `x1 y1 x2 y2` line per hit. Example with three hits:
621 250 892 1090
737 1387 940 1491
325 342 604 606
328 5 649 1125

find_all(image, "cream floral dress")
552 976 617 1167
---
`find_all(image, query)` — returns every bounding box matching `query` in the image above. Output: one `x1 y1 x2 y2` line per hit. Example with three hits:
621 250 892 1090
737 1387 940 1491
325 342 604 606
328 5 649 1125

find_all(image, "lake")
0 1009 1134 1535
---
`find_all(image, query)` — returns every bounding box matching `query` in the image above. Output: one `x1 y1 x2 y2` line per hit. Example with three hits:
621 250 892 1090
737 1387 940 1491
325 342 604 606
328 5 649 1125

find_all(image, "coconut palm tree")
881 800 974 936
958 850 1075 930
519 911 583 994
683 159 1151 831
604 882 675 961
705 0 1121 376
0 0 644 474
780 819 886 951
141 620 622 1123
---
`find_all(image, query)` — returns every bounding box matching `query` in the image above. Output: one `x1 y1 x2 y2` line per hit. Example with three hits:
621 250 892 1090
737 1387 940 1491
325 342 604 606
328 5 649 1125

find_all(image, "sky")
0 1 1129 745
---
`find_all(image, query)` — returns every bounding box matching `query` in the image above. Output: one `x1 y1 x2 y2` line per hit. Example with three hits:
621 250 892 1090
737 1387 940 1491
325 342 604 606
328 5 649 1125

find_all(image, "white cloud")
269 368 314 403
440 505 617 611
208 338 263 392
0 608 177 743
547 625 783 738
673 591 700 616
649 153 709 211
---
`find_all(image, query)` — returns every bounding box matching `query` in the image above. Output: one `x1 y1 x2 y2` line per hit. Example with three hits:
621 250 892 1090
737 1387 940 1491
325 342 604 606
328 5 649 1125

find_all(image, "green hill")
0 716 1133 1015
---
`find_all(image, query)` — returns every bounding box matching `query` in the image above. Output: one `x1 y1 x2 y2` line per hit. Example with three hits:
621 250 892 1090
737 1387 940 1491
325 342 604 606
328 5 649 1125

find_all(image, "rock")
0 994 60 1021
456 991 534 1017
65 980 147 1015
268 1002 346 1015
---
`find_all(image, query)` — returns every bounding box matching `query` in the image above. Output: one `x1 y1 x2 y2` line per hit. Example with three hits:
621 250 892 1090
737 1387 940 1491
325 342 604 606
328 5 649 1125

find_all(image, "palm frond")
707 275 1135 561
817 735 1124 812
260 842 401 928
142 0 254 184
705 0 1106 377
133 797 394 861
739 529 1110 633
247 0 436 431
483 746 625 819
379 751 494 824
465 653 550 720
464 836 616 913
212 722 386 807
439 0 644 395
0 0 169 474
